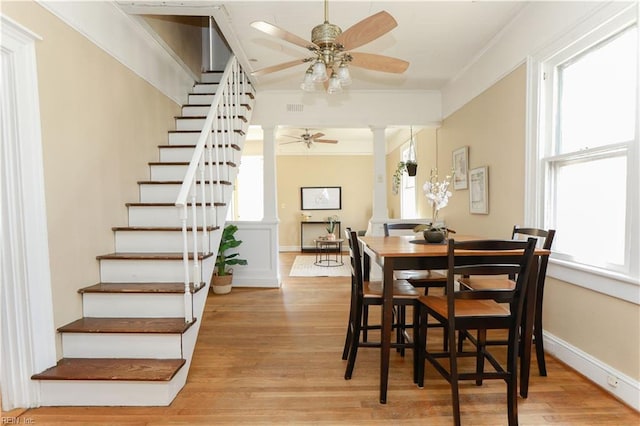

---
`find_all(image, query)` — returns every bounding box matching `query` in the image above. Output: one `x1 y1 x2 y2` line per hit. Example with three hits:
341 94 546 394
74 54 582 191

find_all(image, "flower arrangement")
415 169 454 232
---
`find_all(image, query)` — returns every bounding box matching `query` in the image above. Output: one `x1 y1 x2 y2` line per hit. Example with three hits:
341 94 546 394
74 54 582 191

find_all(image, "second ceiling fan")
250 0 409 93
280 129 338 148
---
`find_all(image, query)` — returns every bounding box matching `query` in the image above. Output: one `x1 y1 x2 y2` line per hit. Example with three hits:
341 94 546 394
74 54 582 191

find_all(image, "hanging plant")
392 161 407 195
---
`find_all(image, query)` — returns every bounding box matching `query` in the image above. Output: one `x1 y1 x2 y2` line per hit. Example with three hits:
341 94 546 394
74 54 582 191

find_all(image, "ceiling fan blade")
309 132 325 139
335 11 397 51
314 139 338 144
349 52 409 74
252 58 308 77
251 21 317 50
280 140 303 145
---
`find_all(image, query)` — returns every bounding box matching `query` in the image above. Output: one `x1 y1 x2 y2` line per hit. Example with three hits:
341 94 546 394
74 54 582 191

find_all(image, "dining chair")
383 223 447 294
458 226 555 378
415 238 537 426
342 228 420 380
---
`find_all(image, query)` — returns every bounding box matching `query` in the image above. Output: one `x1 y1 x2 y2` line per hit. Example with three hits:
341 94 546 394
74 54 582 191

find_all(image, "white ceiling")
120 1 528 152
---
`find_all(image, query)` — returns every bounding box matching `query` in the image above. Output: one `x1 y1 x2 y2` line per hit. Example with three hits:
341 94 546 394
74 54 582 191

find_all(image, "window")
535 11 638 298
400 143 417 219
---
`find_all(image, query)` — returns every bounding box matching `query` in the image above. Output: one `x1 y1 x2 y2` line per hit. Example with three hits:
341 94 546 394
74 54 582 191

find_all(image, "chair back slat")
383 222 423 236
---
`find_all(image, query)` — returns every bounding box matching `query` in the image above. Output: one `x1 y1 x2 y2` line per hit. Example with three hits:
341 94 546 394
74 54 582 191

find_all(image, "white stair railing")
175 56 250 323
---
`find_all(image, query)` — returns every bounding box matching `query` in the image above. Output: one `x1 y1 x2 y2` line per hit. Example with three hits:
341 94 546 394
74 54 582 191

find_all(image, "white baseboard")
544 331 639 411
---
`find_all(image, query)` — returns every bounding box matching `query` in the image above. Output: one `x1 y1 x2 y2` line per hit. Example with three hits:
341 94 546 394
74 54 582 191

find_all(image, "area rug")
289 255 351 277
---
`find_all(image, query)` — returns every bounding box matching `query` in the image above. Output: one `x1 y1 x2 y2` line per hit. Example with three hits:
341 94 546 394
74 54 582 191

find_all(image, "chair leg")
412 303 420 384
417 305 428 388
342 298 356 360
398 305 406 357
507 329 519 426
344 304 363 380
449 326 462 426
534 307 547 376
475 329 487 386
362 305 369 342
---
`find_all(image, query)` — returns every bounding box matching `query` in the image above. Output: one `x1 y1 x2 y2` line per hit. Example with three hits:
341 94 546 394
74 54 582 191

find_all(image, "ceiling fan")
250 0 409 94
280 129 338 148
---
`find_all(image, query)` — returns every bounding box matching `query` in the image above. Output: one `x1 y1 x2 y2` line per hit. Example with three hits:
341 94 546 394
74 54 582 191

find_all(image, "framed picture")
301 186 342 210
452 146 469 190
469 166 489 214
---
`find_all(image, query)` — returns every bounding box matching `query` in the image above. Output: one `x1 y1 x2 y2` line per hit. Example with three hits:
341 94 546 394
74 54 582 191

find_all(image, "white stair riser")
160 145 239 164
188 93 252 105
99 256 215 284
150 163 232 181
100 259 202 282
61 332 183 358
38 367 187 406
167 131 238 145
139 183 232 203
192 83 219 93
176 117 245 131
127 206 219 228
82 293 187 318
115 229 217 252
200 72 223 84
181 104 248 117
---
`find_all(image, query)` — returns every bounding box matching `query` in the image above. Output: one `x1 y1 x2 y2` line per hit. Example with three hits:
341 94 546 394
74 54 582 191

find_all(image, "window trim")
525 4 639 304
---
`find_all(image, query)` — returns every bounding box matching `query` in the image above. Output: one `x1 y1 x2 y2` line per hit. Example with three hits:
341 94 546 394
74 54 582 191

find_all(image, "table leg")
380 258 394 404
520 256 539 398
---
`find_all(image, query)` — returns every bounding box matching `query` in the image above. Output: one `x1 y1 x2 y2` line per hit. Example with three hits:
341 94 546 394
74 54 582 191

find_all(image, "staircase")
32 60 255 406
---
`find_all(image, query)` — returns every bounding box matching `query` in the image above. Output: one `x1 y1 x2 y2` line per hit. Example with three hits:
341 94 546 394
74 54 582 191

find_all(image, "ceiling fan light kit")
251 0 408 95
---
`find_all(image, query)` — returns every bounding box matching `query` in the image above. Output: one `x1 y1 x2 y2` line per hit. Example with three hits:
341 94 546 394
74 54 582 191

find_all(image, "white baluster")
189 184 199 288
180 204 192 323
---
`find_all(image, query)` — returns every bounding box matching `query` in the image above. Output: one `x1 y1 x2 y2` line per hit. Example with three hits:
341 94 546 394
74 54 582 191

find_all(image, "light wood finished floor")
5 252 639 425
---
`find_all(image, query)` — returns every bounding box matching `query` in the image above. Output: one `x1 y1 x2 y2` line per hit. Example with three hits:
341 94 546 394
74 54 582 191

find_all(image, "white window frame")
525 5 639 304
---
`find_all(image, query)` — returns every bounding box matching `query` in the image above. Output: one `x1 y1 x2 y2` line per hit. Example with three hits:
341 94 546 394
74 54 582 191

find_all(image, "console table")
300 221 341 252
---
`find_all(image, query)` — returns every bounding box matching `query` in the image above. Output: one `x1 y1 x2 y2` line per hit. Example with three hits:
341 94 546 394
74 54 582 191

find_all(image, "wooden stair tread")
58 317 195 334
111 225 217 232
32 358 185 381
96 252 213 260
137 180 232 185
176 115 247 122
125 202 226 207
167 129 245 136
78 282 205 294
159 142 242 150
148 161 236 167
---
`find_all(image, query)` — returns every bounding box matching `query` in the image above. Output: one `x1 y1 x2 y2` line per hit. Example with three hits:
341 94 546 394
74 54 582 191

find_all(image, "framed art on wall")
301 187 342 210
452 146 469 190
469 166 488 214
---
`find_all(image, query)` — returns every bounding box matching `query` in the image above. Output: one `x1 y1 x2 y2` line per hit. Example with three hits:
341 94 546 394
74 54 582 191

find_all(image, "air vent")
286 104 304 113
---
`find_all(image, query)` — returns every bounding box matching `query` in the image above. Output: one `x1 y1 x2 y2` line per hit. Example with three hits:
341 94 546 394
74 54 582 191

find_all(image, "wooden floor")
5 252 639 425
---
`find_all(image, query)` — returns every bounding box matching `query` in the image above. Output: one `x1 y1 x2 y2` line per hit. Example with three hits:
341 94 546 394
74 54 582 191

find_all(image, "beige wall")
276 156 373 248
437 64 527 237
3 1 180 356
143 15 204 77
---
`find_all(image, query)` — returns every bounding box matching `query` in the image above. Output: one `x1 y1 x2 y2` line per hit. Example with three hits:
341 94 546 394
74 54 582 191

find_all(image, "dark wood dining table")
358 234 550 404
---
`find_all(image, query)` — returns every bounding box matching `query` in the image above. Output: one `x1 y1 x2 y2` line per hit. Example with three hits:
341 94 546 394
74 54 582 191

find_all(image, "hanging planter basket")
406 161 417 176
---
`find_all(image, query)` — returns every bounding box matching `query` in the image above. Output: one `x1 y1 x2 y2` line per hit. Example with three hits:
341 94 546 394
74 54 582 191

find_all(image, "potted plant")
325 215 339 240
413 169 455 243
210 224 248 294
392 160 418 195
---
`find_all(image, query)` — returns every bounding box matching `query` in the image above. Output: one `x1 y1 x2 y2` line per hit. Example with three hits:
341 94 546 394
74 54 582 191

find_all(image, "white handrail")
175 56 250 323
